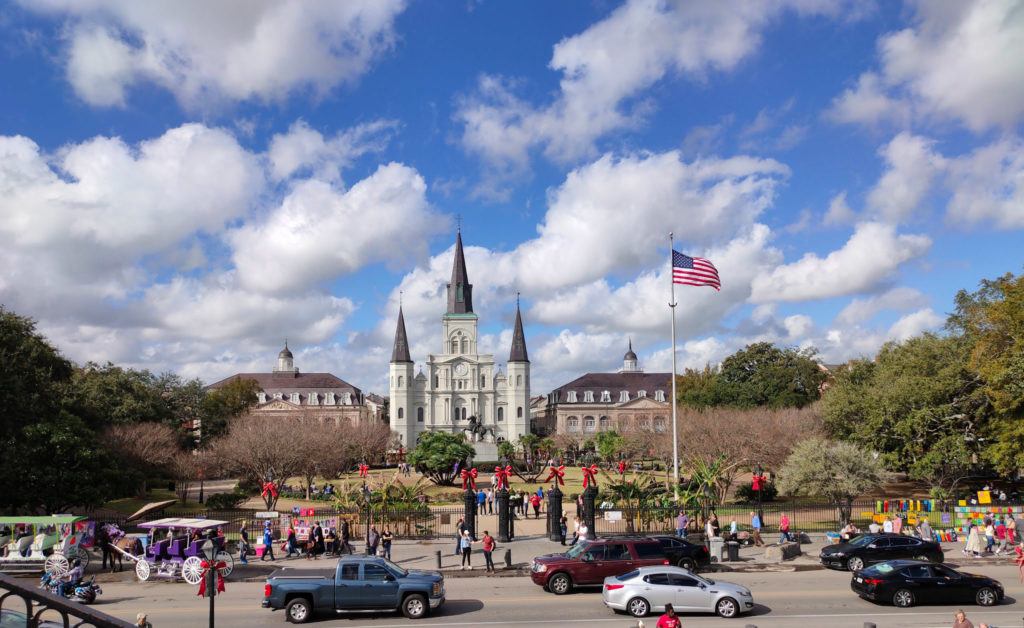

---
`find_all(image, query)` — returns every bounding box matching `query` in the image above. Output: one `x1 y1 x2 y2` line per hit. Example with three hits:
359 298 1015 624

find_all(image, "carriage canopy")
137 517 227 530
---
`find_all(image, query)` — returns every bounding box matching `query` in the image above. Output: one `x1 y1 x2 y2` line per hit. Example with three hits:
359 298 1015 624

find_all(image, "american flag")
672 250 720 290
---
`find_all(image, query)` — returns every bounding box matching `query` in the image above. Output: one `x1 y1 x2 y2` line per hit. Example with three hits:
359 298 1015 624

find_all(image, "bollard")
745 625 758 628
504 548 512 568
435 550 442 569
863 623 876 628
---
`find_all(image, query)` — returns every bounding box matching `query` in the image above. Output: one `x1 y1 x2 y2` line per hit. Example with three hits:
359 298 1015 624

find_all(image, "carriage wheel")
135 560 151 581
182 556 204 585
215 551 234 577
72 547 90 569
44 554 69 576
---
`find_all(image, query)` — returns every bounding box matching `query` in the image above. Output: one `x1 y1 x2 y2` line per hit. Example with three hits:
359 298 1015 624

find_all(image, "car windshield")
847 535 877 548
616 569 640 581
382 558 408 577
565 541 591 559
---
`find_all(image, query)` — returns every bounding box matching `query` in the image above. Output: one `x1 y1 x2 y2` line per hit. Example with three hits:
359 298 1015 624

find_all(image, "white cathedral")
389 230 530 457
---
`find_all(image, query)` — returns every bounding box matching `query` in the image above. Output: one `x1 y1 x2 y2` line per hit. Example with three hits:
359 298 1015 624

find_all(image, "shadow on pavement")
306 600 485 623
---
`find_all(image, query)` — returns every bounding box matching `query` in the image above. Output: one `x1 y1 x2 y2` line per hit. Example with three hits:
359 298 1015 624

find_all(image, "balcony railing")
0 573 134 628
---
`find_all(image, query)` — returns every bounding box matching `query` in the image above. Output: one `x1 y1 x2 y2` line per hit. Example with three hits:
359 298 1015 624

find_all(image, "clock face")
454 362 468 377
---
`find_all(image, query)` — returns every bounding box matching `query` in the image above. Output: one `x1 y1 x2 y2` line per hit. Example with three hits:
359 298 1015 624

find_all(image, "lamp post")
361 484 372 553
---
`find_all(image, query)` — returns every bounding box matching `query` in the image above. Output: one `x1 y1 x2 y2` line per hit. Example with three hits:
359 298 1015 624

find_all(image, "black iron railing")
0 573 135 628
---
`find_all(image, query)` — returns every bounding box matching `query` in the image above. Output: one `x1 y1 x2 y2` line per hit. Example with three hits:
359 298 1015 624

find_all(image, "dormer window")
257 392 266 404
567 391 577 403
273 392 283 400
654 390 665 402
343 392 352 405
601 390 611 403
619 391 629 402
583 391 594 403
308 392 319 405
325 392 335 405
290 392 300 404
637 389 647 398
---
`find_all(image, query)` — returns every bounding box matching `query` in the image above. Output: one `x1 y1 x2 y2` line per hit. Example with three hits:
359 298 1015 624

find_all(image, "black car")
820 533 944 571
851 560 1004 608
651 535 711 571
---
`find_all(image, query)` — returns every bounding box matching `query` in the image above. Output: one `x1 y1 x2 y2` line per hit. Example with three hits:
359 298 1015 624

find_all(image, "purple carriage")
134 518 232 584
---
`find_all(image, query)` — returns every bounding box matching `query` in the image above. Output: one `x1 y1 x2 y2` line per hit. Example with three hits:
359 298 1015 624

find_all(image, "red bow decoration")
617 460 628 475
543 465 566 486
460 468 478 490
358 463 370 478
582 464 600 489
752 473 766 491
261 482 278 499
196 560 227 597
494 465 513 490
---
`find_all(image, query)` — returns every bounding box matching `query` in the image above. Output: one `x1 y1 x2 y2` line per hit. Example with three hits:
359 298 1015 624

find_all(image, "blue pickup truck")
261 556 445 623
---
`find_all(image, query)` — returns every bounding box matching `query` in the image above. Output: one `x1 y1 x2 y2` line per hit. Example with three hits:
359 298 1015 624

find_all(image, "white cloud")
887 307 944 342
823 191 856 225
231 163 447 294
750 222 931 303
24 0 406 107
457 0 858 175
267 119 397 182
828 0 1024 131
945 136 1024 229
866 132 944 223
835 286 929 325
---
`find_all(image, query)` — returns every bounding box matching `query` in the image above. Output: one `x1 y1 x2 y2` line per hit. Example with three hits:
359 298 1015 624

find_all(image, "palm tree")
606 476 665 533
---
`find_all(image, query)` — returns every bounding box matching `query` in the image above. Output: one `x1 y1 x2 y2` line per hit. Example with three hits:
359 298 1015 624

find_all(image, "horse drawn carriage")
0 515 93 575
105 517 234 584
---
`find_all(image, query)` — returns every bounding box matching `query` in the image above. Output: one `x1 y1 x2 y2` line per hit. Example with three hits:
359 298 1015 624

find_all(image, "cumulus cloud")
828 0 1024 131
835 286 929 325
823 191 856 226
945 136 1024 229
267 119 397 182
866 132 944 223
23 0 406 107
750 222 931 303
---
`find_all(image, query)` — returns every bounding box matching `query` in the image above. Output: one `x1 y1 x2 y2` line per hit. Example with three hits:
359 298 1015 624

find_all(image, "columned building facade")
389 231 530 455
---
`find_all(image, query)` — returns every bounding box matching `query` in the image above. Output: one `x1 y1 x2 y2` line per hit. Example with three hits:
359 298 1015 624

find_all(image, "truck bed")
268 568 335 580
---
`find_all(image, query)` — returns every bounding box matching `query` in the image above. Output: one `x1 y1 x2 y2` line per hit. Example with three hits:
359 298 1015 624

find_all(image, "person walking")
559 515 568 545
455 517 466 555
778 513 792 544
522 492 530 516
261 522 275 561
953 609 975 628
285 525 298 558
381 528 393 560
481 530 496 573
577 519 589 543
964 523 982 558
750 512 764 547
675 510 689 538
341 519 353 555
313 522 325 559
477 489 486 515
530 492 542 519
656 603 682 628
995 518 1008 555
916 518 933 543
883 516 894 533
366 526 380 557
985 519 996 553
459 530 474 570
239 522 250 565
134 613 153 628
485 488 494 515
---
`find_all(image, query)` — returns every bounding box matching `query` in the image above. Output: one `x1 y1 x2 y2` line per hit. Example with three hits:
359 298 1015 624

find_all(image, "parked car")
819 533 943 571
650 535 711 571
261 556 444 622
851 560 1004 608
603 566 754 618
530 538 669 595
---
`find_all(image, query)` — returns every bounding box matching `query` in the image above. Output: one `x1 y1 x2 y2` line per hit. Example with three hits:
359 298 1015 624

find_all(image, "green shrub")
205 490 247 510
734 481 778 503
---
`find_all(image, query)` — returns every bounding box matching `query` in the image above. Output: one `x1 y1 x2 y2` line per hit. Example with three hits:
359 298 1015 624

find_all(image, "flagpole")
669 232 679 503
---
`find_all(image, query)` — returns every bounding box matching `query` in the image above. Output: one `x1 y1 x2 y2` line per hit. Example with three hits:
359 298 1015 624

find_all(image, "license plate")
855 577 863 583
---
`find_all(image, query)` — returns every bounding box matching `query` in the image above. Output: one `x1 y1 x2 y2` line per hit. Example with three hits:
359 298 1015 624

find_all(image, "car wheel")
976 587 998 607
847 557 864 572
892 589 915 608
548 573 572 595
285 598 312 624
627 597 650 617
402 593 428 619
678 557 696 571
716 596 739 618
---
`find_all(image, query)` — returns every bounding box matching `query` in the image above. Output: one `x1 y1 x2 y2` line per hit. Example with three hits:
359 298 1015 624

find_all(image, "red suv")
530 538 670 595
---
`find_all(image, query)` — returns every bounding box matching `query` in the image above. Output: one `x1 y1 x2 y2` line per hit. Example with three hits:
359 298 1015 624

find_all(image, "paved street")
93 562 1023 628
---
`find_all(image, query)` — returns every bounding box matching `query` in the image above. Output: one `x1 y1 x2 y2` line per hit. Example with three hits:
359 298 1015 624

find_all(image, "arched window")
461 339 469 353
516 374 522 386
451 339 459 353
461 407 468 420
599 416 609 431
480 375 486 388
397 376 404 387
584 416 596 432
516 406 523 419
433 376 439 388
417 407 424 423
567 417 579 432
452 406 458 421
397 407 404 419
497 407 504 421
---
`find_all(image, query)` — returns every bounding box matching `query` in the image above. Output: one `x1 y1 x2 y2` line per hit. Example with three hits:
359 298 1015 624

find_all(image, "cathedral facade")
389 231 530 456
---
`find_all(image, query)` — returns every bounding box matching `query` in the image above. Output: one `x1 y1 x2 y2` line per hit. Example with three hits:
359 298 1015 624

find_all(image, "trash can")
726 541 740 561
709 536 725 562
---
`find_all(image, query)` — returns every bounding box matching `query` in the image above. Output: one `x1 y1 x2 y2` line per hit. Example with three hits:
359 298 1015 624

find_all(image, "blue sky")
1 0 1022 395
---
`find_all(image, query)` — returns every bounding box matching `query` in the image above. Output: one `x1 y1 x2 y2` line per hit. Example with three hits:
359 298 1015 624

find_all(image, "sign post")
202 540 216 628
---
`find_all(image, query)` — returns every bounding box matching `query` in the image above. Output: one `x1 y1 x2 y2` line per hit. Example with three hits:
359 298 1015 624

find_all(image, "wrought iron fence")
0 573 135 628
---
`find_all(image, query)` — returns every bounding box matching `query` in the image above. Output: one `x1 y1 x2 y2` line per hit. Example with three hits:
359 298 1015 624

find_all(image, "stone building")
538 342 671 437
207 343 374 424
388 230 530 457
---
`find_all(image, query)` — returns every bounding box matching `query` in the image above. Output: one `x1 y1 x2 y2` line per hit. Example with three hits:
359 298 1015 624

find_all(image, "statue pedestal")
471 441 499 460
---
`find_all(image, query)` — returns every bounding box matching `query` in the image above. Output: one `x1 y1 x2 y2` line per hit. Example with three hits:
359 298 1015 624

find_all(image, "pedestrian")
984 518 996 553
675 510 689 538
285 525 297 558
530 492 542 518
485 488 494 515
778 513 792 544
455 517 466 555
964 523 982 558
481 530 496 573
868 519 881 534
709 511 721 537
459 530 474 570
313 522 325 559
750 511 764 547
892 514 903 534
134 612 152 628
995 517 1008 555
477 489 486 515
1007 515 1018 544
656 602 682 628
324 527 337 556
576 494 583 518
382 528 393 560
883 516 893 533
261 522 275 561
239 522 250 565
705 516 715 540
577 519 589 543
522 492 529 515
916 518 933 543
570 516 580 545
366 526 380 556
559 515 568 545
952 609 974 628
341 519 353 555
1015 541 1024 582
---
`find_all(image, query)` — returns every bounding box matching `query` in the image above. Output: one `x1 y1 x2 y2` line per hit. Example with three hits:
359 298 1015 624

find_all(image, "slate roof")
549 372 670 402
446 230 473 314
206 372 361 396
508 303 529 363
391 305 413 363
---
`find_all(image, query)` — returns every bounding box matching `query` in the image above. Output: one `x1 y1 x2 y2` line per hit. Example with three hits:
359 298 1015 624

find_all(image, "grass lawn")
102 489 206 514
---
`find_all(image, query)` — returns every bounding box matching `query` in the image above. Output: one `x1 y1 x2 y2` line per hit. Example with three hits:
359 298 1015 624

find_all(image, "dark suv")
651 535 711 571
530 538 669 595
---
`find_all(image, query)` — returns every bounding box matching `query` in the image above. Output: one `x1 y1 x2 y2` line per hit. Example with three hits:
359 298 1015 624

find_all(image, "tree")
346 421 393 466
292 420 361 499
778 437 885 524
497 441 516 461
168 451 199 502
406 431 475 486
210 416 307 509
200 377 260 442
104 423 182 496
595 431 625 463
68 363 172 428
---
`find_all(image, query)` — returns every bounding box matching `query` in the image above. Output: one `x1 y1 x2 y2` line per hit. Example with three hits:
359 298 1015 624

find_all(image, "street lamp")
361 484 372 553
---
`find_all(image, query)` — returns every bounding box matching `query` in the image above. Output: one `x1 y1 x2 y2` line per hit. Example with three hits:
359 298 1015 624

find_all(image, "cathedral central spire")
446 229 473 314
391 305 412 363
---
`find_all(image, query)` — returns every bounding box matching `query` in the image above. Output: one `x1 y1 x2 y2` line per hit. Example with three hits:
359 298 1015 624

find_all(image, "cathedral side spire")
508 297 529 363
446 230 473 314
391 305 413 363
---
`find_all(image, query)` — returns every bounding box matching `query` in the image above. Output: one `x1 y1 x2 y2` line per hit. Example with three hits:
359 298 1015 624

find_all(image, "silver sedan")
602 566 754 618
